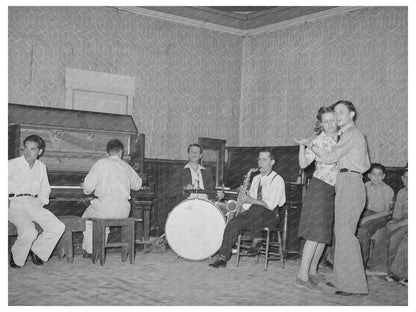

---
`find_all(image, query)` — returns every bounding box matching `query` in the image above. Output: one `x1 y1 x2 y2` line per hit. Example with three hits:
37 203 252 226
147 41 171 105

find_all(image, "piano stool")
8 216 85 263
56 216 86 263
88 217 142 266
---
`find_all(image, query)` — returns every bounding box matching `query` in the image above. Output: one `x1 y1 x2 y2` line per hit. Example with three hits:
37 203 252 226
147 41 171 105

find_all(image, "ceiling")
137 6 339 31
207 6 278 15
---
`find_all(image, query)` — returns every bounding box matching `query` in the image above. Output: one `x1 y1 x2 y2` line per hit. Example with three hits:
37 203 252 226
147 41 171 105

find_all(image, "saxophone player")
209 148 286 268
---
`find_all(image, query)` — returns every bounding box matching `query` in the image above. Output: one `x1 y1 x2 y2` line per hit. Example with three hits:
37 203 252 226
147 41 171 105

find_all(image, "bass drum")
165 199 226 261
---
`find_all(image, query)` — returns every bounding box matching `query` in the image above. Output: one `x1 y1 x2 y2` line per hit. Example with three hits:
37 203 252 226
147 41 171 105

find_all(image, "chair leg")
130 222 135 264
236 234 242 266
121 226 128 262
264 229 270 271
278 231 284 268
100 225 108 266
57 236 65 261
92 221 102 264
67 232 74 263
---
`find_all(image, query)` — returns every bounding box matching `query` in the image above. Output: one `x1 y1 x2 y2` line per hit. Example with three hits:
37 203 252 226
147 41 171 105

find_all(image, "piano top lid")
8 103 137 134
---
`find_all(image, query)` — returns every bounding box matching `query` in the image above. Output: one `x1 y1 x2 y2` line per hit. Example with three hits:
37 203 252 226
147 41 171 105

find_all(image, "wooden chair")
236 215 285 271
256 226 285 270
88 217 141 266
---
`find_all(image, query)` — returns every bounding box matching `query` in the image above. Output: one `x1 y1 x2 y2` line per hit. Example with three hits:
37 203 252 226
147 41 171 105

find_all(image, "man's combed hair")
187 143 203 154
259 148 276 161
23 135 45 156
107 139 124 154
370 163 386 174
332 100 358 121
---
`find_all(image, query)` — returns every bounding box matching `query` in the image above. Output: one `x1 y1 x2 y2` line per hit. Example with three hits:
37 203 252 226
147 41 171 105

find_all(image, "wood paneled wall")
144 158 406 236
144 158 186 235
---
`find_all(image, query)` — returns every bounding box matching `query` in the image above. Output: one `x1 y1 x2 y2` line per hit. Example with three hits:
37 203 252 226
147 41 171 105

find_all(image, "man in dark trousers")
209 149 286 268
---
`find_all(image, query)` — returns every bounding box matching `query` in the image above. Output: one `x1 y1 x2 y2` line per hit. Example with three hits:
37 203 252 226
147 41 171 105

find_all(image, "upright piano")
8 103 155 249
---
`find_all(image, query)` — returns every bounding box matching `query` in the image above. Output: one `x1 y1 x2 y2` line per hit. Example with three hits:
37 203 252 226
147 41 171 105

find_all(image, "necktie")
337 133 342 143
257 183 262 200
195 172 200 189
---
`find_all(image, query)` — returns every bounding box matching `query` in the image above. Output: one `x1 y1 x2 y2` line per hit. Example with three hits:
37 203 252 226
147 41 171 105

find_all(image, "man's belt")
8 193 38 198
339 168 361 174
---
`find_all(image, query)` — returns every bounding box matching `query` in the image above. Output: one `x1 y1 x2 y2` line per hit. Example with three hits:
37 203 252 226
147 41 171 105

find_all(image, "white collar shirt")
184 163 205 190
242 170 286 211
83 155 142 200
8 155 51 205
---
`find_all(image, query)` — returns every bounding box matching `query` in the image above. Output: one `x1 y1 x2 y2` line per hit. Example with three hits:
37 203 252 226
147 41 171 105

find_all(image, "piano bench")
88 218 141 266
56 216 86 263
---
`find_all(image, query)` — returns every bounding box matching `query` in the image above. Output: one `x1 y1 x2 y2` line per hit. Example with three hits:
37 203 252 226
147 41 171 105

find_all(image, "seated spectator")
386 233 407 286
366 166 408 277
8 135 65 268
357 163 394 268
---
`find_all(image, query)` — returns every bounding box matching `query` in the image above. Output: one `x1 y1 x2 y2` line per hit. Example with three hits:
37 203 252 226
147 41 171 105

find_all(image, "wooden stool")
88 218 140 266
256 227 285 270
56 216 86 263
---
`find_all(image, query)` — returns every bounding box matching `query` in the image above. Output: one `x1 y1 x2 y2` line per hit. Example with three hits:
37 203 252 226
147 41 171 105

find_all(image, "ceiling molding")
111 6 365 37
246 6 365 35
112 6 246 36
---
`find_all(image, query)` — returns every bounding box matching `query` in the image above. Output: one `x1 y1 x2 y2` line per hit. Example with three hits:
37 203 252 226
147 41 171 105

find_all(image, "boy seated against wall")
366 165 408 282
356 163 394 269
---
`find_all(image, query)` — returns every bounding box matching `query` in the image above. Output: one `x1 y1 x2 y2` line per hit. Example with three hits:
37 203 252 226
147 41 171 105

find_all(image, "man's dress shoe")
30 251 44 266
82 250 92 259
246 239 263 255
335 290 367 296
10 254 21 269
209 258 227 268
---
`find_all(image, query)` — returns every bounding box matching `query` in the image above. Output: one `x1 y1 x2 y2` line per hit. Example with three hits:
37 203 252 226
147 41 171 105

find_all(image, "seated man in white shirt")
209 148 286 268
81 139 142 257
8 135 65 268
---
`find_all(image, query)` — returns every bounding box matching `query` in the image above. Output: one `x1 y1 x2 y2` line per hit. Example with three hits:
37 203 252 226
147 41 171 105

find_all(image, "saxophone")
225 168 258 222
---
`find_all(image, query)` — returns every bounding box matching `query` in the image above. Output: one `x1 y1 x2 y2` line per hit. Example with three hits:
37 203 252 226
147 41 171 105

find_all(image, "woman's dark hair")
314 106 335 134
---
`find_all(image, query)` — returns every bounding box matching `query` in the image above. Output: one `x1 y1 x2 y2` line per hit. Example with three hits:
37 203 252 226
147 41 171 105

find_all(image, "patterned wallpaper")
240 7 407 166
8 7 243 160
9 7 407 166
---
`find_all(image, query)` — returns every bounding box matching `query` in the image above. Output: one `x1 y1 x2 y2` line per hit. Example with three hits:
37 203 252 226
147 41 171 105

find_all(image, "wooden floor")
8 249 408 306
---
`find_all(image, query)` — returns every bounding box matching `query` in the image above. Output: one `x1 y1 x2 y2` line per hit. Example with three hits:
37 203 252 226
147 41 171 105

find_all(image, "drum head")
165 199 226 261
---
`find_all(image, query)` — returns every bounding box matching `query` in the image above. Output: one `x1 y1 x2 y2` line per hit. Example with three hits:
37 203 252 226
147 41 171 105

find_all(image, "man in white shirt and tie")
209 148 286 268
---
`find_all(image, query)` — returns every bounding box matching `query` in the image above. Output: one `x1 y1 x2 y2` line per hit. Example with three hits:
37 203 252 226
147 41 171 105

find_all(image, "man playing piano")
81 138 142 257
8 135 65 268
